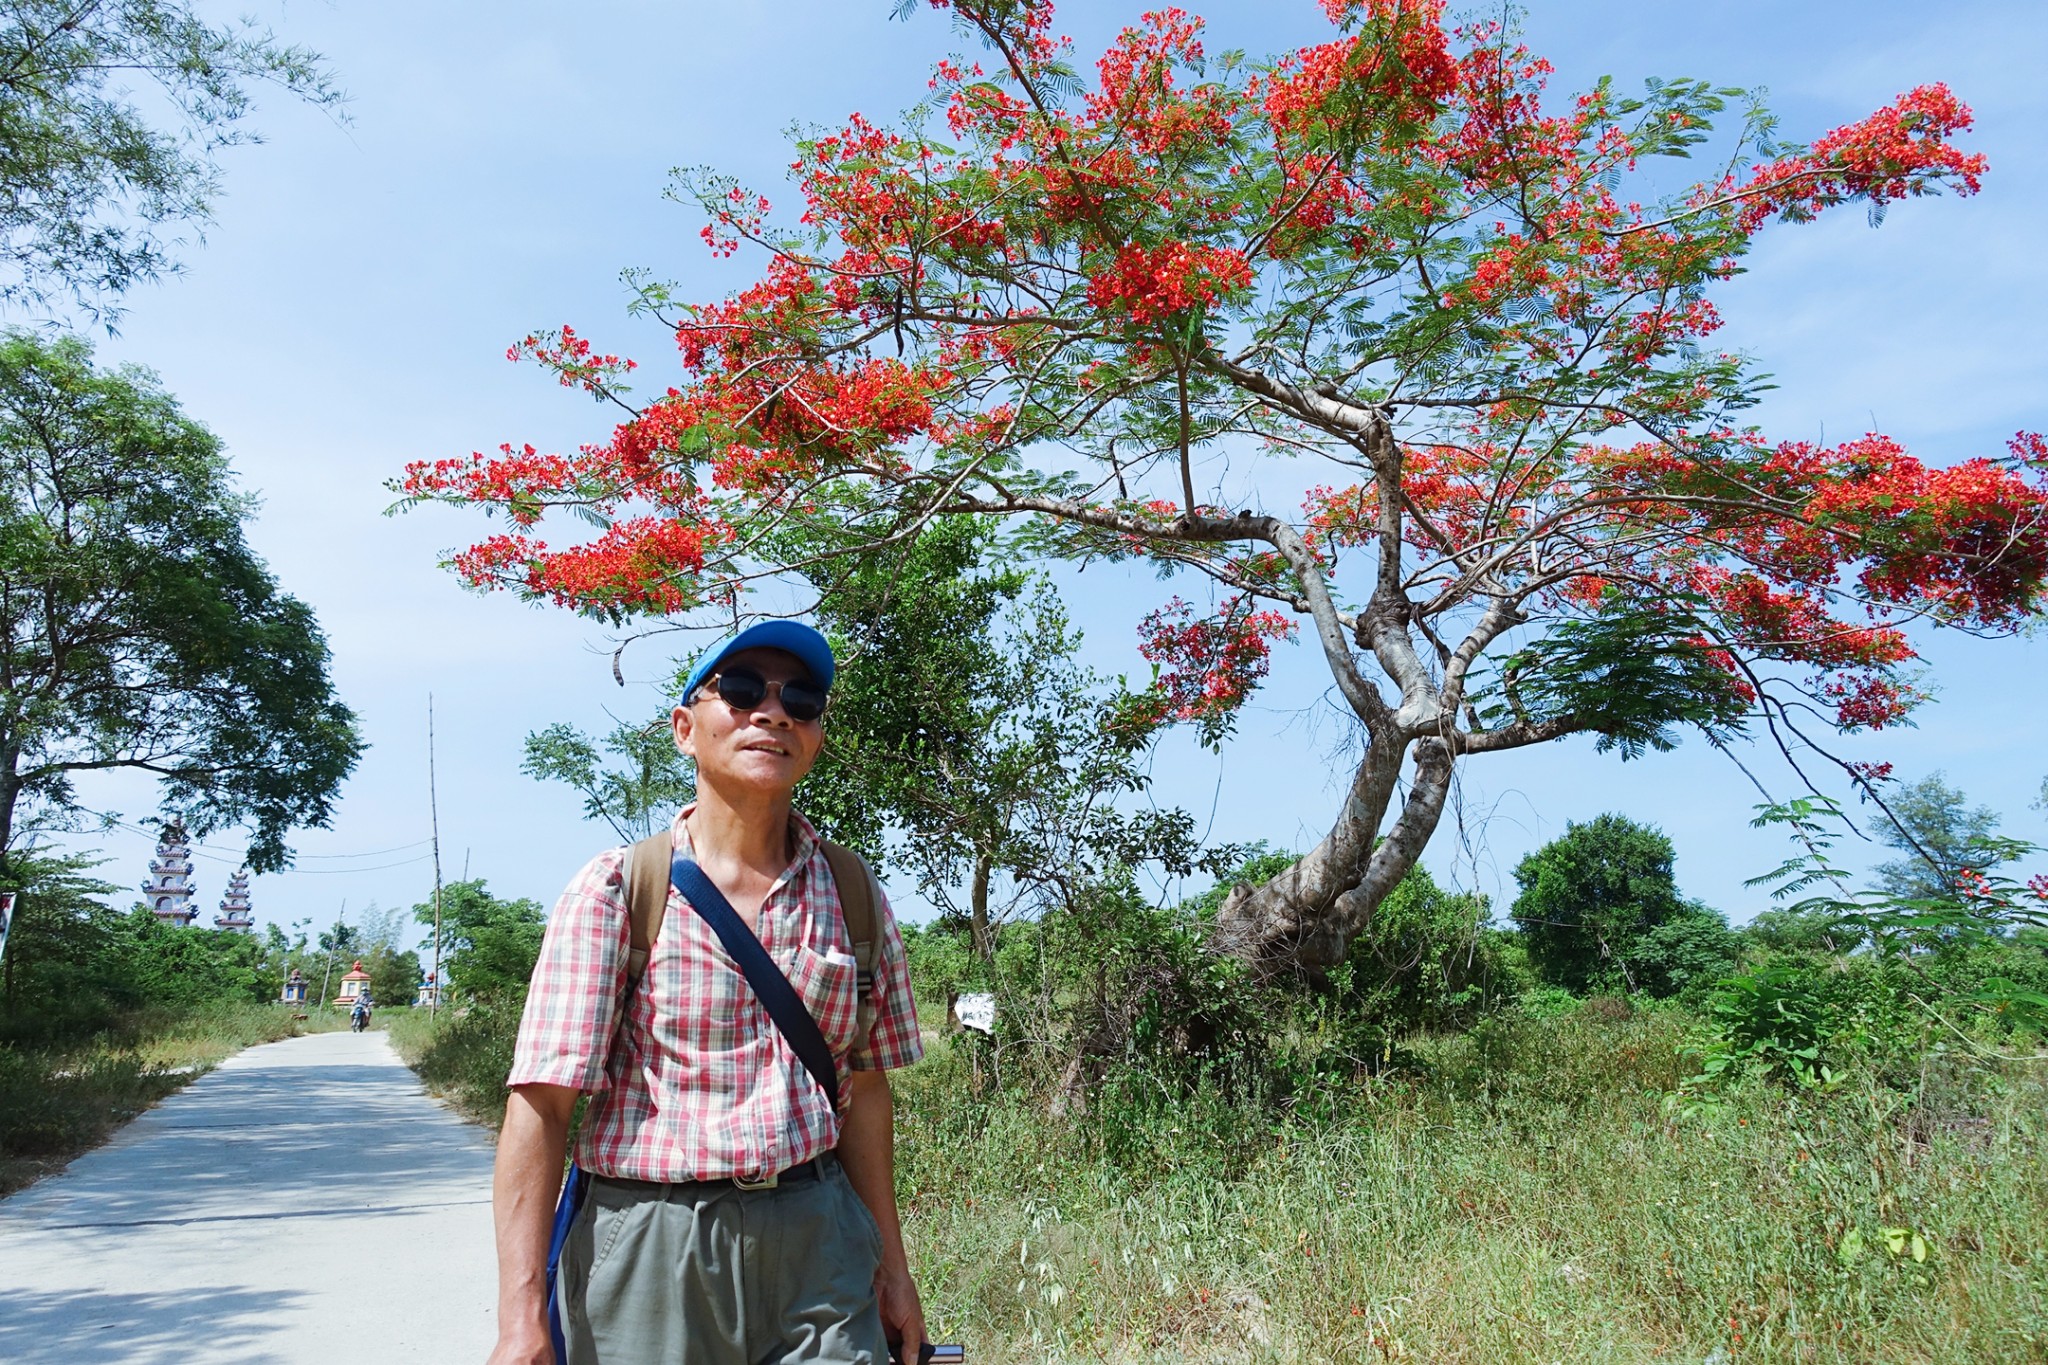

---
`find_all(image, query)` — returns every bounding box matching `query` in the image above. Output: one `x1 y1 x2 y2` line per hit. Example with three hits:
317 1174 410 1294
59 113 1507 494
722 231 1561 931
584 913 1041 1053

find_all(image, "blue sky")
60 0 2048 942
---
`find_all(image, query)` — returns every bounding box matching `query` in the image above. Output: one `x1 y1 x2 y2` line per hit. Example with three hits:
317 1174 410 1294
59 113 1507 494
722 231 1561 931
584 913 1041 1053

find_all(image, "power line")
294 840 435 861
272 854 436 876
79 809 438 868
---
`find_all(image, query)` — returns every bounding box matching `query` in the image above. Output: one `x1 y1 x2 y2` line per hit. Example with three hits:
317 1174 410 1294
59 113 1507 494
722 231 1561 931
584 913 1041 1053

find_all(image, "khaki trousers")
559 1155 888 1365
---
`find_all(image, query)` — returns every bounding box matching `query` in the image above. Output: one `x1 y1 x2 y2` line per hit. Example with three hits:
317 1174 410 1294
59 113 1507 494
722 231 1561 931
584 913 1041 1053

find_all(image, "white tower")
215 869 255 931
144 822 199 926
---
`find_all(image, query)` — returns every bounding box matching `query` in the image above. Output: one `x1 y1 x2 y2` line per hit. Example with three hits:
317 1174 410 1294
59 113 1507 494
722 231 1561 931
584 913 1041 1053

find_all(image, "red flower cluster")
1735 84 1987 230
1086 9 1234 157
1137 595 1297 725
510 325 636 397
449 516 723 616
1259 0 1457 143
1085 240 1251 323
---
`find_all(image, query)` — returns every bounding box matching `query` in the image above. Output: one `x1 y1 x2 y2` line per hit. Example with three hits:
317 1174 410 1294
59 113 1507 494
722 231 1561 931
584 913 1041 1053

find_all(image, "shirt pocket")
786 945 861 1056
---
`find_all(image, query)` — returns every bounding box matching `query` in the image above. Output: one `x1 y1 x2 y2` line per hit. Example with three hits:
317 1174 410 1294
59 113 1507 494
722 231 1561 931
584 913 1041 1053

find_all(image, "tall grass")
0 1001 326 1195
897 1013 2048 1363
385 1004 518 1127
392 1004 2048 1362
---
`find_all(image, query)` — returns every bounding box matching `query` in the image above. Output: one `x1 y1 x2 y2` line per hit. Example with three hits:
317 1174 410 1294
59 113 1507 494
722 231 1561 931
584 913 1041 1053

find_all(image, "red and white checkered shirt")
506 807 923 1183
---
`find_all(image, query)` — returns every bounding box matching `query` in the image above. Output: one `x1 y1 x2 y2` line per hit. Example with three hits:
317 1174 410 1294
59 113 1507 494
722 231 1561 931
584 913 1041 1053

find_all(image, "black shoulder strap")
668 856 840 1112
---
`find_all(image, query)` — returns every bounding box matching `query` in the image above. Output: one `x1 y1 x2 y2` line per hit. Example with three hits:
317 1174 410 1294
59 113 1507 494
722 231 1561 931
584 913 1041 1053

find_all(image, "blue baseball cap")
680 620 836 703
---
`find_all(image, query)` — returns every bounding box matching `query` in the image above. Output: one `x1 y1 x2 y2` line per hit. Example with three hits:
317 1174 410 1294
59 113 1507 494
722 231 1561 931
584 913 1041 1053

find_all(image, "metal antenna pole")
429 694 445 1021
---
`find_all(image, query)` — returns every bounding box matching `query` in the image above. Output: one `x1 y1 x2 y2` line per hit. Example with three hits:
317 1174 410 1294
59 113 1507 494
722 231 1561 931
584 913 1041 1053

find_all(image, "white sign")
954 992 996 1035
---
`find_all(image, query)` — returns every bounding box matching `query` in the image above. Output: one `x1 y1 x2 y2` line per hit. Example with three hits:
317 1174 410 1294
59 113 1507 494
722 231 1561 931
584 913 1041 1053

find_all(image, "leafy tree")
1870 771 2010 902
522 718 692 843
310 915 360 1005
412 879 545 1005
0 851 123 1032
792 516 1030 860
0 0 343 319
401 0 2047 979
1510 814 1690 993
800 519 1229 962
360 943 421 1011
0 331 363 885
316 918 360 960
349 903 423 1008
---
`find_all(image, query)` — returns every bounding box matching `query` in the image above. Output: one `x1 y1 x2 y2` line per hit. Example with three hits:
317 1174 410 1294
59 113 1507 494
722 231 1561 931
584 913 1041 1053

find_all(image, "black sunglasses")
701 667 829 722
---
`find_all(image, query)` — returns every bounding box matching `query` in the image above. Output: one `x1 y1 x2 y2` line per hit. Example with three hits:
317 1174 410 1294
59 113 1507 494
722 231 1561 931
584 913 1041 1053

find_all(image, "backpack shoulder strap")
817 840 881 1042
624 829 674 984
817 839 876 956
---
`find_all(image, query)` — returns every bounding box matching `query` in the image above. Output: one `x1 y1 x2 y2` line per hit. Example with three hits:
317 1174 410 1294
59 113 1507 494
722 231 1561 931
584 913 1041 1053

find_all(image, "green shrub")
388 1004 520 1126
1626 905 1740 999
1335 863 1520 1029
1517 984 1582 1019
1692 960 1839 1086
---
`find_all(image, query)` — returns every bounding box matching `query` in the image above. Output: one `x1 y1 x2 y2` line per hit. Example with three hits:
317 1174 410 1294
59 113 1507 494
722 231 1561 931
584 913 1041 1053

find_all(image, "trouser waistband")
591 1152 833 1197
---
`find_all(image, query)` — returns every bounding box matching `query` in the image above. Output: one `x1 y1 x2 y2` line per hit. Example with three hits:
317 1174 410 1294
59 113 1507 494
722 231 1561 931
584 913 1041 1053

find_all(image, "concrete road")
0 1030 499 1362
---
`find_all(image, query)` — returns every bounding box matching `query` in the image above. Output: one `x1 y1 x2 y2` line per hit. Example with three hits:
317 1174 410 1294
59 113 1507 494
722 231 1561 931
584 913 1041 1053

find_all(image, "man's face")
671 647 825 798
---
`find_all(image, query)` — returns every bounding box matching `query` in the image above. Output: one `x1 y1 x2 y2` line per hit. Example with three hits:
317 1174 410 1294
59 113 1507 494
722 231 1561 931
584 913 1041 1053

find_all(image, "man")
486 621 928 1365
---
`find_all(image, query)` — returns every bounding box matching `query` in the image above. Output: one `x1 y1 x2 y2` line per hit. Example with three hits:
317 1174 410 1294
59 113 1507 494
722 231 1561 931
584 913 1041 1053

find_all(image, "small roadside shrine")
280 969 308 1006
414 972 441 1009
334 960 372 1008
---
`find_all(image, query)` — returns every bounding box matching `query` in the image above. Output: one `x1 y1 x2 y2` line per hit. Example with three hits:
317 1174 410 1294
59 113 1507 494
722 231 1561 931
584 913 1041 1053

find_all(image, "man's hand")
876 1258 928 1364
483 1319 555 1365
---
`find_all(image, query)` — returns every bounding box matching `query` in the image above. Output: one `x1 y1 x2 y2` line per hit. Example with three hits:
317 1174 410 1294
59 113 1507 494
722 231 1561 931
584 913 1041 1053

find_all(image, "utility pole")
429 694 445 1022
318 899 346 1014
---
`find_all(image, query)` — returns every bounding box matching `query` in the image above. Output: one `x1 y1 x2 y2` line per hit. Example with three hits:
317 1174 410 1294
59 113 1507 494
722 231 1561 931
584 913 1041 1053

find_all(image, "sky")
52 0 2048 947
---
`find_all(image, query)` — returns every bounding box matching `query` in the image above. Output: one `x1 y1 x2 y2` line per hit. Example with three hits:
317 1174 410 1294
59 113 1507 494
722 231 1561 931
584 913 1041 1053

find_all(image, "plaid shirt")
507 807 923 1183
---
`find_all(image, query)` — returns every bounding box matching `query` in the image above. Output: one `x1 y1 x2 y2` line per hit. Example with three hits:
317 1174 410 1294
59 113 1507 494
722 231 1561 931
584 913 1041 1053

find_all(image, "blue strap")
543 1160 588 1363
669 856 840 1113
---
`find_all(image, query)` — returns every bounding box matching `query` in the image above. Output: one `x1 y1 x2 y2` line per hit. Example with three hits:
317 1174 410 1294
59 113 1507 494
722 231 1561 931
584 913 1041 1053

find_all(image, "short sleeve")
506 847 632 1093
849 875 924 1072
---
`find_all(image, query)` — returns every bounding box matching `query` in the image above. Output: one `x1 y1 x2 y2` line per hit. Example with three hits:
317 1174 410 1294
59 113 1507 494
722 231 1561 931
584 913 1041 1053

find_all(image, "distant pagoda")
144 822 199 926
214 869 255 931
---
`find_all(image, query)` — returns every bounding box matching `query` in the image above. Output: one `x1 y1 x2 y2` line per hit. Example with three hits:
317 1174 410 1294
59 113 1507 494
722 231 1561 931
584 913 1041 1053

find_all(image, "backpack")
618 829 880 1044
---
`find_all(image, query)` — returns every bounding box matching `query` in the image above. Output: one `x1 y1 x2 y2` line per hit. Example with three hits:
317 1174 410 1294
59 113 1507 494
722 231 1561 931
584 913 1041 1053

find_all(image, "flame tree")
397 0 2048 976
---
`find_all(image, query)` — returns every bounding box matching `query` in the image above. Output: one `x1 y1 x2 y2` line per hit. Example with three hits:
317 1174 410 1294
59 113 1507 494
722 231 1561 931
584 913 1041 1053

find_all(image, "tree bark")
969 852 994 968
1208 730 1450 975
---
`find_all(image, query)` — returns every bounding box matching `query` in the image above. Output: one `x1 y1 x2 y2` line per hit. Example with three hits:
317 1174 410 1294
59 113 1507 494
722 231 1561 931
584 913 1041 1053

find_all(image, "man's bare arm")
486 1082 579 1365
839 1067 927 1362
